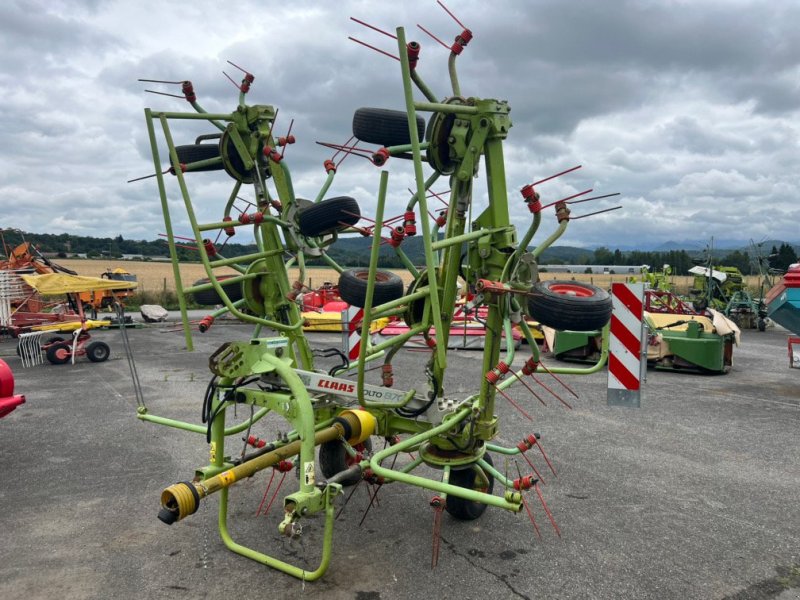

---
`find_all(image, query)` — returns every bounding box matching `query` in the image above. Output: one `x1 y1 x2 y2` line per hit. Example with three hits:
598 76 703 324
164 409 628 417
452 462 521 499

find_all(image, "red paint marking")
608 353 640 391
613 283 643 316
610 314 641 357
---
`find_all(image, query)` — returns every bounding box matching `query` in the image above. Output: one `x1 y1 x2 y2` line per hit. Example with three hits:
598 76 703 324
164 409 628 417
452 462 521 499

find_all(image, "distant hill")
2 229 796 272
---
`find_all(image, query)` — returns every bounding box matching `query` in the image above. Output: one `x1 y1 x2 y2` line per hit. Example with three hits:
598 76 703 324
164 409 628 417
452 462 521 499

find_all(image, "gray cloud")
0 0 798 252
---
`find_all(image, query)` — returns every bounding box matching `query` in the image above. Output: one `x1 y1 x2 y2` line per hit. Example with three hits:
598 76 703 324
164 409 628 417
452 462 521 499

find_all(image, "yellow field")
55 259 763 296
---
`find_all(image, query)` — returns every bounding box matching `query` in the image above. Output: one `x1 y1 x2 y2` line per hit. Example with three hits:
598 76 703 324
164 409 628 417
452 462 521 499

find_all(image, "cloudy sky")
1 0 798 251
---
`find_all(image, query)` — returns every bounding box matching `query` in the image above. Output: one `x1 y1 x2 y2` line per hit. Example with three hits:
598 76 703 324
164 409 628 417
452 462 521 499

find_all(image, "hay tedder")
136 6 619 580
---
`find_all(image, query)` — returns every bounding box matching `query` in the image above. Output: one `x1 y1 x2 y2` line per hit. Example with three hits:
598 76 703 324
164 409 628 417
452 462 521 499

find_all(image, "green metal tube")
314 168 336 203
137 405 270 436
413 102 478 115
544 322 610 374
183 272 259 294
477 456 516 489
367 322 428 354
502 211 542 281
368 409 521 512
532 219 568 258
397 26 446 368
198 216 289 232
188 101 227 132
145 109 193 351
206 248 285 268
153 111 234 121
406 172 440 212
430 227 510 251
448 52 461 96
217 485 336 581
393 246 420 277
411 69 438 102
208 298 247 319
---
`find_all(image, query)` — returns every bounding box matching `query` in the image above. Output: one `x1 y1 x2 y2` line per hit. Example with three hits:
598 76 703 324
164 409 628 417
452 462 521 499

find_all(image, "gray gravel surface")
0 321 797 599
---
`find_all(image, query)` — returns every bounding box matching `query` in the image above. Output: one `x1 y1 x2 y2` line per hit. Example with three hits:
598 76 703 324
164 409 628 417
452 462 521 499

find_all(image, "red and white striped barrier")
341 305 364 361
607 282 645 407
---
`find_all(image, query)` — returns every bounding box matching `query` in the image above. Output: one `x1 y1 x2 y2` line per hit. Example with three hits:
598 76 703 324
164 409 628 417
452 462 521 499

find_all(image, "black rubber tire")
319 439 373 486
338 269 404 308
174 143 223 171
192 275 244 306
86 341 110 363
445 454 495 521
352 108 425 147
297 196 361 237
757 318 766 332
45 342 71 365
527 280 612 331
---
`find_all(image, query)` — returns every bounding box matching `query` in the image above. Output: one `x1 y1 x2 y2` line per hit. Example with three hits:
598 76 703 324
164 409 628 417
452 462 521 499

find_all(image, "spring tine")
567 192 621 205
337 478 363 521
143 89 186 99
521 492 542 539
511 370 548 406
437 0 468 30
538 361 579 400
348 36 400 61
570 206 623 220
262 471 287 517
358 481 382 526
534 484 561 537
226 60 251 75
530 165 581 186
138 78 186 84
520 450 545 485
350 17 397 39
126 172 159 183
416 24 451 50
255 469 276 516
431 502 443 568
531 374 572 409
534 436 557 477
493 384 533 421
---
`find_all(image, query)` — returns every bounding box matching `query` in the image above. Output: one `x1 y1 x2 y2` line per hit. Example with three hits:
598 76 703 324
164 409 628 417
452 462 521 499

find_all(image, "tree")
775 243 798 271
593 246 614 265
721 250 750 274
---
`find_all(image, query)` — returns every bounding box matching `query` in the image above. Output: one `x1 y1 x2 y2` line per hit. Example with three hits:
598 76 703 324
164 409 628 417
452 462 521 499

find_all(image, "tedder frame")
135 11 617 581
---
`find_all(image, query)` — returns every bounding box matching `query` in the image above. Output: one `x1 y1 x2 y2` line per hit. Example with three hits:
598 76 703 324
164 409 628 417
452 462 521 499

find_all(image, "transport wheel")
192 275 244 306
319 439 373 486
338 269 404 308
757 318 766 332
174 143 223 171
86 341 110 363
352 107 425 147
526 280 612 331
445 454 495 521
45 342 72 365
297 196 361 237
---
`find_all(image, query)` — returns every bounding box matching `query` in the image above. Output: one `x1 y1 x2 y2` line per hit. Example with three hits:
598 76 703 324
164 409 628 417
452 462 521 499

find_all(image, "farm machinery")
0 232 137 334
14 273 135 366
136 7 619 580
688 264 767 330
548 289 739 374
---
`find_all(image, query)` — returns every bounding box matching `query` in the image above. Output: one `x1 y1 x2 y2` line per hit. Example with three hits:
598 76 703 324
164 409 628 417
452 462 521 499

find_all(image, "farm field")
56 258 765 296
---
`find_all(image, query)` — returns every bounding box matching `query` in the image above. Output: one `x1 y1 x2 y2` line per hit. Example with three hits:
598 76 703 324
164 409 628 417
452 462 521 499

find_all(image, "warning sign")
303 461 315 486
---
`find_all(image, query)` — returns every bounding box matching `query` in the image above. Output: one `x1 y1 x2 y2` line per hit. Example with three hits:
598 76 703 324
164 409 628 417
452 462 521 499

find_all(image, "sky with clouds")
1 0 798 251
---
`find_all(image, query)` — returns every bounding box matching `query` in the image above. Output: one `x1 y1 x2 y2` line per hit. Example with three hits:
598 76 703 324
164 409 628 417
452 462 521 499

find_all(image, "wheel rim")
549 283 595 297
55 348 70 361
